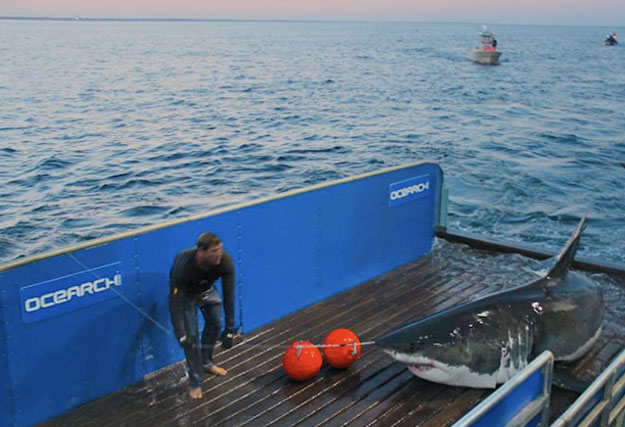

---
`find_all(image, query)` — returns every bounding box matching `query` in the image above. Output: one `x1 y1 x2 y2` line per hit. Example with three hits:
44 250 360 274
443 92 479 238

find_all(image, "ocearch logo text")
389 174 431 207
20 262 123 324
390 181 430 201
24 274 122 313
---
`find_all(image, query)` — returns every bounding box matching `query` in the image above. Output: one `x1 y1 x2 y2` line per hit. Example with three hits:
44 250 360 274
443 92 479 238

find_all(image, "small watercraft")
468 26 502 65
605 32 618 46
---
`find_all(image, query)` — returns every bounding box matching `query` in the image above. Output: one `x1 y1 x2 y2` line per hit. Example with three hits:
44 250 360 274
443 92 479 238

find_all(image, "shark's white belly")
407 362 500 388
557 326 602 362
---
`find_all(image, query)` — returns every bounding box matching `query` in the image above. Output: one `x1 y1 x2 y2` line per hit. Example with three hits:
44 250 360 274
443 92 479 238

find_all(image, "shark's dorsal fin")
546 215 587 279
522 257 557 277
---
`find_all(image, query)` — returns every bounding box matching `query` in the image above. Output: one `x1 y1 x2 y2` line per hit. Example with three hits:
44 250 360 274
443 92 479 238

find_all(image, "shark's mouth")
382 350 440 372
407 362 436 375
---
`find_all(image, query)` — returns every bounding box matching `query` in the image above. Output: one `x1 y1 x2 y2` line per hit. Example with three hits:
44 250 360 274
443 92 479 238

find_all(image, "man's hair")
196 232 221 249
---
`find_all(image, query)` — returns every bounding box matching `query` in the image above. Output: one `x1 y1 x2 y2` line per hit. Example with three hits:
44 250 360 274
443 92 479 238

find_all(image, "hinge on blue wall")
438 182 449 229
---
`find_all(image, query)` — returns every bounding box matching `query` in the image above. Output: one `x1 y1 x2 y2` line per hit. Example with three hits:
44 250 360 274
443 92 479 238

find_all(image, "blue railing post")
552 347 625 427
453 351 554 427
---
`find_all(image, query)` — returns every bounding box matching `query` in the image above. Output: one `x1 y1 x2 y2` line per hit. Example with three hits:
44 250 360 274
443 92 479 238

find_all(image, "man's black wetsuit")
169 247 234 389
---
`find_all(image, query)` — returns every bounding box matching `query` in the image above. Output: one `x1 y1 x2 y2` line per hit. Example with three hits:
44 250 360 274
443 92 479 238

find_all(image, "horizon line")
0 15 618 27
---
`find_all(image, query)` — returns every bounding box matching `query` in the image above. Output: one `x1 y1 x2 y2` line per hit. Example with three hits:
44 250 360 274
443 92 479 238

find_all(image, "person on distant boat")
169 232 235 400
606 32 618 45
492 37 498 48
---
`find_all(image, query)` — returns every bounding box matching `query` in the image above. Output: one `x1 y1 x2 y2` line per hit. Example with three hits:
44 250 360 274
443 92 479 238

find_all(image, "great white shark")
376 216 603 388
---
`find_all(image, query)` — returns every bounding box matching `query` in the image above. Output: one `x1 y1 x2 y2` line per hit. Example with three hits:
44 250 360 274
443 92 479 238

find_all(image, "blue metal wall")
470 370 545 427
0 286 15 427
0 162 442 427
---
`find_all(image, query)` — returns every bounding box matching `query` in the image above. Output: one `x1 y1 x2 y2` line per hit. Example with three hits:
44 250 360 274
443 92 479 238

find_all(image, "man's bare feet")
189 386 202 400
209 365 228 376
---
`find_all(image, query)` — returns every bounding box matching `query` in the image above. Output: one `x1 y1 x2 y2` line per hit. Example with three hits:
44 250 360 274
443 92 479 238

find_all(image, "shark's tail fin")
547 215 587 278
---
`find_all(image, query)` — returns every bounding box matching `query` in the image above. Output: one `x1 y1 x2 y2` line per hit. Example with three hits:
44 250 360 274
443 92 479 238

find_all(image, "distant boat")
468 26 502 65
605 33 618 46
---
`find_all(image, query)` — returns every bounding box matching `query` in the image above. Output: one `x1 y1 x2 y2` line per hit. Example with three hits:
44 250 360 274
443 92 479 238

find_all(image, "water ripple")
1 21 624 265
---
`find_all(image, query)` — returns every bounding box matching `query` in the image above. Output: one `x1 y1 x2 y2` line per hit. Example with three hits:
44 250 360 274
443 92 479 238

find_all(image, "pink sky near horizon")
2 0 624 26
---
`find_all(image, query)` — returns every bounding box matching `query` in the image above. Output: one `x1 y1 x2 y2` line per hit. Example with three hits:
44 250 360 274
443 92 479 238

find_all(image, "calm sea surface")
1 20 624 265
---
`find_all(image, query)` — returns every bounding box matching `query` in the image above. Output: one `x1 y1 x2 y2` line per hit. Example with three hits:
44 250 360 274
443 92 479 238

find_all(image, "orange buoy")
282 340 323 381
322 328 361 369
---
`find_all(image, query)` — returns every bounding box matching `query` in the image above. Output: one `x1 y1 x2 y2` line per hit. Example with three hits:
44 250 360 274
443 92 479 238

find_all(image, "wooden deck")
42 239 625 427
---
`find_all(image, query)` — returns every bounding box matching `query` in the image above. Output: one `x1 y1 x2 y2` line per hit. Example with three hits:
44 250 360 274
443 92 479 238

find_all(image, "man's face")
198 243 223 267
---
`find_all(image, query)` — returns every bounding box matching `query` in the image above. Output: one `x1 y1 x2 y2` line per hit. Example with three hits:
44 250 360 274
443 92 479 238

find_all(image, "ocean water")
1 20 624 265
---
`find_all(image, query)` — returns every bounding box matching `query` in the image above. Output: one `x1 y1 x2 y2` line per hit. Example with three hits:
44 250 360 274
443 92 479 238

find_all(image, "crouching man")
169 232 235 400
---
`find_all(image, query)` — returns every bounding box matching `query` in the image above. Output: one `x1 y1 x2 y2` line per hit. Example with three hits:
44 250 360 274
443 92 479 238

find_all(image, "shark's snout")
375 331 399 350
376 321 430 353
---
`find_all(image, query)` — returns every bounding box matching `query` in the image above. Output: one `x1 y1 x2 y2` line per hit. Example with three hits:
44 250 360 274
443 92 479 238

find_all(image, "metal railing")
551 348 625 427
454 351 554 427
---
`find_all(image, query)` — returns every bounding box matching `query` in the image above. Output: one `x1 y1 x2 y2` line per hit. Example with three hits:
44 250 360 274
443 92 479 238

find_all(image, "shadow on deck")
43 239 625 427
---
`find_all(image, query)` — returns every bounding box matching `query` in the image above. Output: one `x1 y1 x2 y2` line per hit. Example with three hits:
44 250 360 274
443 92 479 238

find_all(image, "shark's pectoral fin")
552 366 590 393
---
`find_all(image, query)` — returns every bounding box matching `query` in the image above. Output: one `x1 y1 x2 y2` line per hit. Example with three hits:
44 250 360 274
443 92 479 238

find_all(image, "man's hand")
220 328 234 349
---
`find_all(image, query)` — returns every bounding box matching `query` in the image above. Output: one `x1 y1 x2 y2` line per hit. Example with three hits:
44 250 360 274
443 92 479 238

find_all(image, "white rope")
300 341 377 348
294 341 376 357
65 252 376 353
66 252 174 336
233 340 377 352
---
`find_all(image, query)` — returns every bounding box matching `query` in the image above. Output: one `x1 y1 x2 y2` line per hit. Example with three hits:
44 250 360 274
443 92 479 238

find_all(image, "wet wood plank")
42 240 625 427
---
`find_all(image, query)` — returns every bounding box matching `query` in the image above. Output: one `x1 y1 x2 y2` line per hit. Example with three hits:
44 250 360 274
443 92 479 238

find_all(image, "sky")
1 0 624 26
